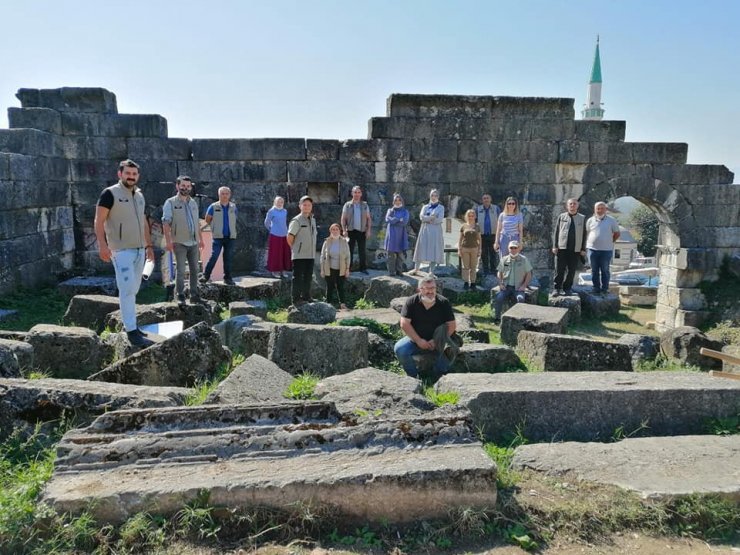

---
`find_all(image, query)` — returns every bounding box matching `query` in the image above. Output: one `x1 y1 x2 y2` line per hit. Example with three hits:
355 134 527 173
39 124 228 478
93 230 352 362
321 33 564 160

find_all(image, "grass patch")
568 306 659 340
454 290 489 306
184 353 245 406
0 287 67 331
635 354 703 372
284 372 320 400
266 309 288 323
135 282 168 305
423 386 460 407
352 297 377 310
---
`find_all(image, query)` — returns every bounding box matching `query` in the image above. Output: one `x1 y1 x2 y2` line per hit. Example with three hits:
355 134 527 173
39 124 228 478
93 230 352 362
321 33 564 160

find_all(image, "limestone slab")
42 402 496 524
451 343 522 373
57 276 117 297
62 294 120 332
512 435 740 501
26 324 111 379
516 331 633 372
104 301 219 331
204 354 293 405
573 288 621 318
437 371 740 442
500 304 569 346
546 293 581 324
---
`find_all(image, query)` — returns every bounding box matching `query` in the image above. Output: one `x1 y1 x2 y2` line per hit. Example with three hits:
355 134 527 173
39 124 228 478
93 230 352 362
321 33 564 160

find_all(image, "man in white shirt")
586 201 621 295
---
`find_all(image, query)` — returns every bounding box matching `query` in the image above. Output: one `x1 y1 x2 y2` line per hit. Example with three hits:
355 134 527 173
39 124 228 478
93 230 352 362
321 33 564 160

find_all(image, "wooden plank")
709 370 740 381
700 347 740 366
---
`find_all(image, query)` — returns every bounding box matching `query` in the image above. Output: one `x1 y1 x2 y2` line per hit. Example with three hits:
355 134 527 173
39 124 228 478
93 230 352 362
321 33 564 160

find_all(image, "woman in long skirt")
264 196 292 277
411 189 445 277
384 193 410 276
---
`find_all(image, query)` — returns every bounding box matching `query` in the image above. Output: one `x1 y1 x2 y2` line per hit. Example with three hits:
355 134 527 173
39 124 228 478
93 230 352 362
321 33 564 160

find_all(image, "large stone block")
338 139 411 161
213 315 256 353
512 435 740 501
8 154 68 180
0 377 187 439
57 276 118 297
181 160 287 182
286 302 336 324
228 300 268 319
306 139 339 160
61 113 167 137
17 87 118 113
315 367 434 418
59 136 128 159
657 286 706 311
573 120 626 142
517 331 633 372
0 340 27 378
546 293 581 323
557 140 590 163
192 138 306 161
62 294 120 332
26 324 112 379
363 275 417 307
653 164 734 185
125 137 192 160
267 323 368 376
204 354 293 405
631 142 688 164
8 107 63 134
617 333 660 370
619 285 658 307
89 322 231 387
451 343 522 373
199 276 285 304
104 301 220 331
0 129 61 157
0 206 73 240
660 326 724 369
410 139 458 161
500 304 569 346
437 371 740 442
0 338 33 371
588 141 633 164
573 288 621 318
43 402 495 525
388 93 493 118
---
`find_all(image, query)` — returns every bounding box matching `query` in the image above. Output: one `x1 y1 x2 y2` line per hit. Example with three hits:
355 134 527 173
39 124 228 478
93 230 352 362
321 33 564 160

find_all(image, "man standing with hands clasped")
162 175 204 305
94 159 154 347
341 185 372 273
551 198 587 296
586 201 621 296
475 193 500 275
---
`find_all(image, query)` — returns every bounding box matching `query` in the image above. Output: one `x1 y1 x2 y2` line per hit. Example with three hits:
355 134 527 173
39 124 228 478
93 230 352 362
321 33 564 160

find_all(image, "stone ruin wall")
1 87 739 331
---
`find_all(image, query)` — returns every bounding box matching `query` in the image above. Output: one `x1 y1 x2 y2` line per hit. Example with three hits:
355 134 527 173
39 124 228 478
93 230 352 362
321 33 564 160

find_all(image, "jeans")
494 285 526 319
292 258 314 303
588 249 612 292
173 243 200 296
204 237 234 280
325 268 346 304
480 234 498 274
111 248 146 332
393 336 450 378
554 249 580 292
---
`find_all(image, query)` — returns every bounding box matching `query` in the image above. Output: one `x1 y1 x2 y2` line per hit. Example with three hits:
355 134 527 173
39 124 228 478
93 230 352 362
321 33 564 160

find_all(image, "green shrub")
284 372 320 400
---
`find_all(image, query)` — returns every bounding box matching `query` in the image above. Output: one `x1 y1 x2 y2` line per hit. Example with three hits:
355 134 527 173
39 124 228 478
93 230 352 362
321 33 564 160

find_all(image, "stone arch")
579 173 701 331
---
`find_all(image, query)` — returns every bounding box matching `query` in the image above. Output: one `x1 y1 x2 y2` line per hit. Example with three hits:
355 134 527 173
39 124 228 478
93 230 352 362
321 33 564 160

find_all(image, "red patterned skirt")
266 234 292 272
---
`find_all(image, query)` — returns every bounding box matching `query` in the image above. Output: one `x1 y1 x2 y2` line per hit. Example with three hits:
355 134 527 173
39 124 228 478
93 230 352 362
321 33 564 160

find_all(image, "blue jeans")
111 248 146 332
588 249 612 292
394 336 450 378
494 285 526 319
204 237 234 280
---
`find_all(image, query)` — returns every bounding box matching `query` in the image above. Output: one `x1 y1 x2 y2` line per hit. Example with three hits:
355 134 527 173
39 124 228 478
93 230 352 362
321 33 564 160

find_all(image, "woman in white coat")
410 189 445 277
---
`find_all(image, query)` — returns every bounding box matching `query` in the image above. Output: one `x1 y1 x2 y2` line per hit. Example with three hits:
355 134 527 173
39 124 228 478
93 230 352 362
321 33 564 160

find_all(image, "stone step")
436 371 740 442
512 435 740 501
516 331 633 372
500 303 569 346
42 402 496 524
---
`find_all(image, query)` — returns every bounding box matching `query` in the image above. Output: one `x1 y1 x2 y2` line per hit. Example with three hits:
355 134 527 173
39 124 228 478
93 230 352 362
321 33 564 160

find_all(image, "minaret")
582 36 605 120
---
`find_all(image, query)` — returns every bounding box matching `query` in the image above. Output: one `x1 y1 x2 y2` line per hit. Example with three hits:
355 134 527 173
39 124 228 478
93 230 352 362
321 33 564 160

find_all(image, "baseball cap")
508 240 521 248
299 195 313 203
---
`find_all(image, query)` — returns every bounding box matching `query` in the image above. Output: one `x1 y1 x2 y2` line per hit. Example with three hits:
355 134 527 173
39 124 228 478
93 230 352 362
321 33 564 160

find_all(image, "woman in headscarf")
410 189 445 277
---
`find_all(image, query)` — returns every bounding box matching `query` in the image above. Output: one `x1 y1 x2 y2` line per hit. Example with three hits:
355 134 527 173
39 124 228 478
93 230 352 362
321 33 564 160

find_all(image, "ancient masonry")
1 87 739 330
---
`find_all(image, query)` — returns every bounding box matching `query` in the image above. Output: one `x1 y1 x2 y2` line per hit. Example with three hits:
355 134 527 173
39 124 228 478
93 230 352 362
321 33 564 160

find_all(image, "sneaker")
463 283 470 290
551 290 560 297
127 330 153 347
199 275 210 284
177 294 186 305
224 278 235 286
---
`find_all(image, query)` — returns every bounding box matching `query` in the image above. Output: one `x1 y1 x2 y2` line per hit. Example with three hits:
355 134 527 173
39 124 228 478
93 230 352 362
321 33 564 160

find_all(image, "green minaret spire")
590 35 602 84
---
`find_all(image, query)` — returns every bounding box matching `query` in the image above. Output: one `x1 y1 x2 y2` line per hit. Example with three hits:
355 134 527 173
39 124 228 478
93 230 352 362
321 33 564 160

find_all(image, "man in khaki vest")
162 176 204 305
551 198 587 296
202 186 237 285
94 159 154 347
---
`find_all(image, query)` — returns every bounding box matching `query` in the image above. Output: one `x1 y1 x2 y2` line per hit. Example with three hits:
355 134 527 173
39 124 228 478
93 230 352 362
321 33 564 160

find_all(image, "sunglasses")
507 202 517 205
509 246 520 249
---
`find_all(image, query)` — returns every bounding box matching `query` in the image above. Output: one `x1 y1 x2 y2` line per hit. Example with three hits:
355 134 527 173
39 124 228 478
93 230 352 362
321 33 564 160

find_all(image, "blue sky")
1 1 738 178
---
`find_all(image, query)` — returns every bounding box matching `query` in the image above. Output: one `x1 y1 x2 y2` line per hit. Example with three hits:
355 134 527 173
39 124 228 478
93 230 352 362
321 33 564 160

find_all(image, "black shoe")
564 289 573 296
463 282 470 290
199 275 209 284
359 269 369 274
189 295 201 304
127 330 153 347
470 284 477 291
224 278 235 286
177 294 186 305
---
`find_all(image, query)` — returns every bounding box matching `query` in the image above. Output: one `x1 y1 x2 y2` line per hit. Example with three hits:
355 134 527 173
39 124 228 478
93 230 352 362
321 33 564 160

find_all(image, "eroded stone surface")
57 276 117 297
89 322 230 387
516 331 633 372
26 324 112 379
42 402 496 524
0 338 33 377
500 304 569 346
574 288 621 318
451 343 522 373
546 293 581 324
660 326 724 369
62 294 120 332
105 301 219 331
286 301 336 324
0 377 188 438
199 276 285 304
363 276 417 307
204 354 293 405
229 300 268 319
314 367 434 418
618 333 660 370
213 315 255 353
512 435 740 501
437 371 740 442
